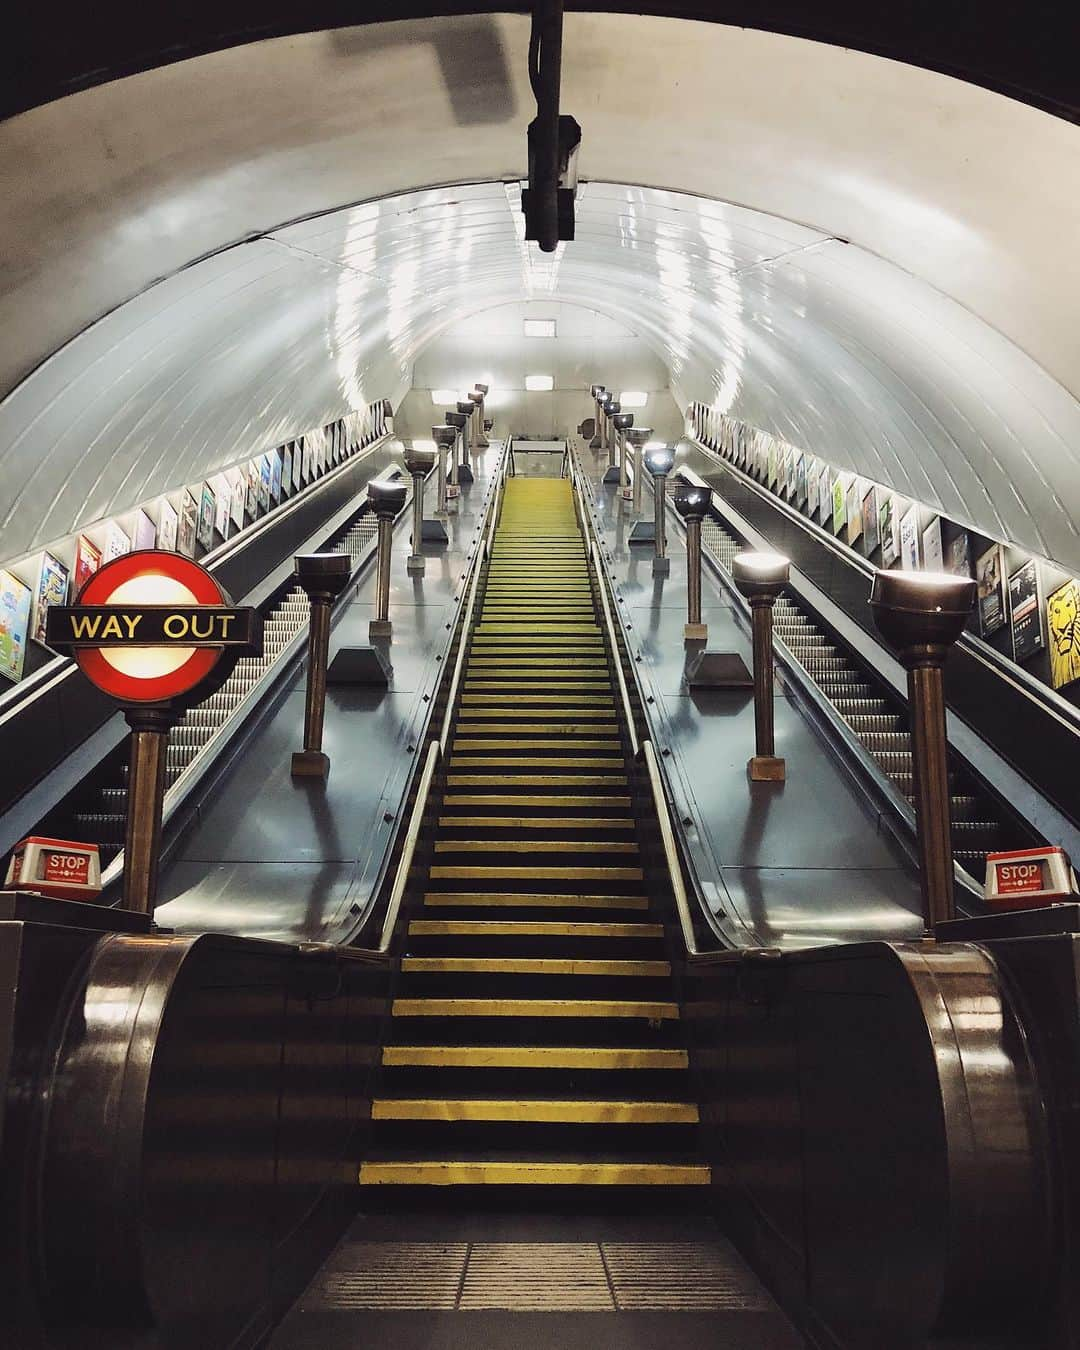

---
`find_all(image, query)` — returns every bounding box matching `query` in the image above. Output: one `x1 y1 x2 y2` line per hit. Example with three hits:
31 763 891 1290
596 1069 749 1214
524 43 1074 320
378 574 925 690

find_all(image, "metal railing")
567 447 709 959
363 447 507 956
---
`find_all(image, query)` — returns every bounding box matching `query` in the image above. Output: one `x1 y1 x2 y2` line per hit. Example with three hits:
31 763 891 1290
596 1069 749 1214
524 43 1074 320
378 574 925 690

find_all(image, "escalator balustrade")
700 513 1009 882
363 477 708 1189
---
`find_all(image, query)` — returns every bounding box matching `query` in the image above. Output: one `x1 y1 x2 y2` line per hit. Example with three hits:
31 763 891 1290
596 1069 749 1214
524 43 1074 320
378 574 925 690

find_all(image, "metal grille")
302 1240 771 1312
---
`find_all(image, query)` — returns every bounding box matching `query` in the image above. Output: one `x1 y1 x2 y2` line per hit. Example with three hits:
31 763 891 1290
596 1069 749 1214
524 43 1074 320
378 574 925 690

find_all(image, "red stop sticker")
40 851 91 885
996 862 1044 894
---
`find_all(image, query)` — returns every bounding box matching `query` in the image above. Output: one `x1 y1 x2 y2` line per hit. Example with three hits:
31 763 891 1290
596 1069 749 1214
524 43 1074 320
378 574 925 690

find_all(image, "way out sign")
46 551 261 704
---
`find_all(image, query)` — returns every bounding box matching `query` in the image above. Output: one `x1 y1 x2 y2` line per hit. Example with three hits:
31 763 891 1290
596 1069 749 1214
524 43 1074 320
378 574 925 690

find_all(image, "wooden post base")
291 750 330 779
683 622 708 642
748 755 786 782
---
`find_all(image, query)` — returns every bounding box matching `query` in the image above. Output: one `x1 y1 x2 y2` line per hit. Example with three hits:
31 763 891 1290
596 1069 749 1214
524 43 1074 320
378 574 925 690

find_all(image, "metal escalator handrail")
589 539 638 761
568 444 716 958
377 738 441 952
642 740 700 957
369 446 507 953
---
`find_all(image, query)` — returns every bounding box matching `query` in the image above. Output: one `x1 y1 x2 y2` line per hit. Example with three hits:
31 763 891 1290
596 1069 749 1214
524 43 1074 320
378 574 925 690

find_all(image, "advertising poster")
782 448 793 499
270 449 283 504
301 437 315 485
921 517 944 573
831 474 846 535
246 461 260 518
795 452 807 507
73 535 102 596
134 509 157 551
806 460 821 517
947 531 972 578
293 439 305 491
879 496 898 567
158 499 178 552
197 483 216 550
229 469 245 531
862 486 879 556
282 446 293 497
104 520 131 563
846 479 863 543
33 552 69 643
899 506 920 570
976 545 1006 636
0 570 32 683
767 438 778 488
213 474 231 540
1048 579 1080 690
178 490 199 557
1009 560 1045 662
259 454 272 512
820 465 833 524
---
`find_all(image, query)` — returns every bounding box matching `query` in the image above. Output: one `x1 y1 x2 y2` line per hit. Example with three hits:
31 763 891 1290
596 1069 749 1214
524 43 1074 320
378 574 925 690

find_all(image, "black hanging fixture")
521 0 581 252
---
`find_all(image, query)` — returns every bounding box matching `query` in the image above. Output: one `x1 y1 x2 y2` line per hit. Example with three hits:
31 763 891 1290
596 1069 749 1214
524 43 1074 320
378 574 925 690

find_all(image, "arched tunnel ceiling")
2 14 1080 570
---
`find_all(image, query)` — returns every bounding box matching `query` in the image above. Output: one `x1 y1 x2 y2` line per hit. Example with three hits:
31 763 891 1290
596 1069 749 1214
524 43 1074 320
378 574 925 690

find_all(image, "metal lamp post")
444 410 469 498
456 401 476 483
368 480 408 640
626 425 652 516
643 444 675 576
612 413 634 501
732 552 790 782
870 569 977 929
470 387 489 449
291 552 352 779
403 445 436 575
431 424 456 520
590 384 606 451
673 485 712 641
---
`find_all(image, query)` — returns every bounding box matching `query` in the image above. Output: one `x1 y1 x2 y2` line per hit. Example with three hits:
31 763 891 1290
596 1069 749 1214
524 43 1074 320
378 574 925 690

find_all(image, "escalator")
361 476 707 1191
699 512 1016 882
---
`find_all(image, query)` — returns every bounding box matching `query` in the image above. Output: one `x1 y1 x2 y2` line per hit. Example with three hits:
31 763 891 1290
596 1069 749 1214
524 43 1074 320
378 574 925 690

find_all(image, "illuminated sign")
985 846 1078 911
45 551 261 704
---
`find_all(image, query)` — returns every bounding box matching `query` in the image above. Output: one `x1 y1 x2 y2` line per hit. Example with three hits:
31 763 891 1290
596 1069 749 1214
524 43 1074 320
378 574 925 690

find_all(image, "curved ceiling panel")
3 179 1080 578
3 13 1080 402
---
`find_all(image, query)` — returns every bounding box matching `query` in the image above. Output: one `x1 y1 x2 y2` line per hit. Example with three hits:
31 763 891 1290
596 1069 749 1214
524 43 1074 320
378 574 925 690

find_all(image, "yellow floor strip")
359 1161 708 1185
457 711 618 721
453 723 619 735
371 1099 698 1123
446 759 625 770
381 1045 688 1069
459 696 615 705
409 920 662 937
446 775 628 786
400 957 670 976
391 998 679 1020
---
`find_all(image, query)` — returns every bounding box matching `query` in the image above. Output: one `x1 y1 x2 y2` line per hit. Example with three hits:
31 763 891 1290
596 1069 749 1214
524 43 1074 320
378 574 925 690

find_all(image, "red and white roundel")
75 551 227 703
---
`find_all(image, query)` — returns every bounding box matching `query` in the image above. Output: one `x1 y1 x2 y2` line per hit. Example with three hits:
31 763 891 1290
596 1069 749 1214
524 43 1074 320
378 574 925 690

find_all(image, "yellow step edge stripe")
390 998 679 1020
400 957 670 976
358 1161 708 1186
421 893 649 909
370 1099 698 1123
381 1045 687 1069
409 920 662 936
437 817 634 830
434 840 639 854
428 866 644 880
441 795 630 807
445 775 628 785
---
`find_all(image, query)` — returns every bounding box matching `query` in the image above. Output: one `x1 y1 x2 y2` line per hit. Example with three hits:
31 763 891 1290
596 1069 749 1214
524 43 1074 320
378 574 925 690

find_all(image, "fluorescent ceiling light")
619 390 648 408
525 374 554 391
431 389 458 405
524 318 557 338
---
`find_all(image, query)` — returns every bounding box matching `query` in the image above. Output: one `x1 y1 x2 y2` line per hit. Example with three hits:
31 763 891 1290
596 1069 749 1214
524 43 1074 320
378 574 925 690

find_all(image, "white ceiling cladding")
0 13 1078 569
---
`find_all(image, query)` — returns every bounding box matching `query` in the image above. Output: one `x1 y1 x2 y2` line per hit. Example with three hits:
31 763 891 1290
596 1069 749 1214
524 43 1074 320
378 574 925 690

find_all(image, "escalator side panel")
30 931 389 1348
687 940 1051 1348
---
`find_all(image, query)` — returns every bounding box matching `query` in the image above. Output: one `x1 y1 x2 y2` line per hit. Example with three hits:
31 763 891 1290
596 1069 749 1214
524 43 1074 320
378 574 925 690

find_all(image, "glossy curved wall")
2 14 1079 570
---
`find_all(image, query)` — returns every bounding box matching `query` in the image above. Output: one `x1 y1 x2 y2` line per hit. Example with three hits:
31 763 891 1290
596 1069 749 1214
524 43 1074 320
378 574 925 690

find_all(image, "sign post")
47 552 261 914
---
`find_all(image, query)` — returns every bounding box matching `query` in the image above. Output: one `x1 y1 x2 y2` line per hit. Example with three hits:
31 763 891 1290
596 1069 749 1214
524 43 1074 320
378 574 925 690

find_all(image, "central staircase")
360 475 708 1192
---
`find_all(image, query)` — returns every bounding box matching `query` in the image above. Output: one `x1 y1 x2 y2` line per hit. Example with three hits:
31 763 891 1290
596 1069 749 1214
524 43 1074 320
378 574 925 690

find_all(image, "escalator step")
422 893 649 910
357 1160 709 1186
391 999 679 1021
409 921 662 938
370 1099 698 1123
382 1046 687 1069
438 817 634 830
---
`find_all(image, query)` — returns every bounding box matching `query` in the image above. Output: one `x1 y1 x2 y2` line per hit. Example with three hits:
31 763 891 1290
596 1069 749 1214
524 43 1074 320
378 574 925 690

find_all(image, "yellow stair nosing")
421 892 649 909
433 840 639 854
428 866 645 880
437 817 634 830
390 997 679 1020
400 957 670 976
408 919 662 936
381 1045 688 1069
358 1160 709 1185
370 1099 699 1124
